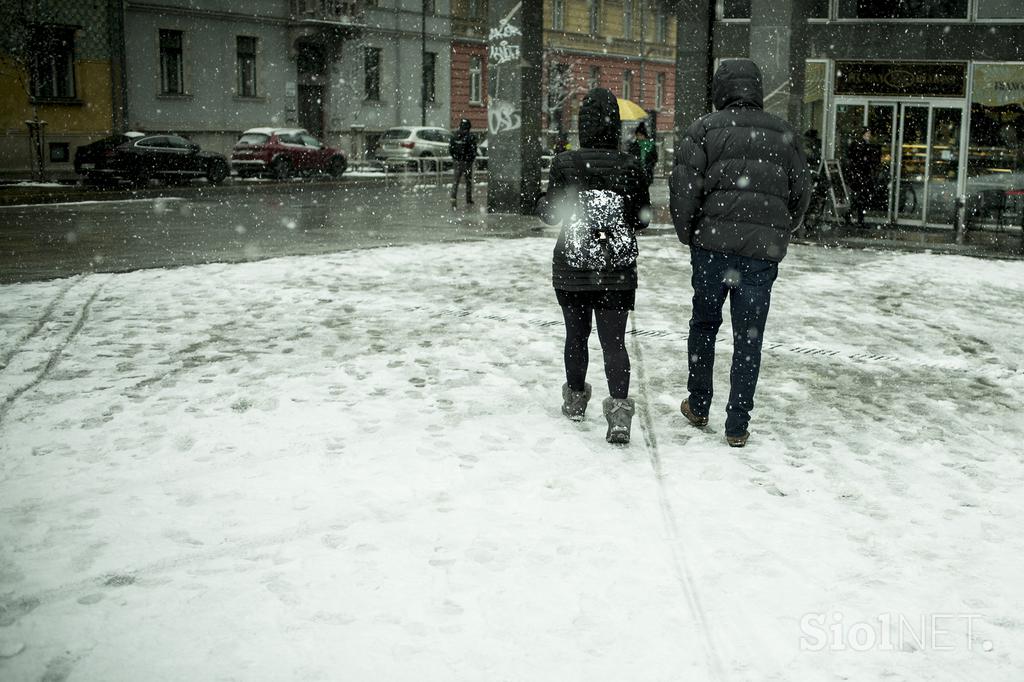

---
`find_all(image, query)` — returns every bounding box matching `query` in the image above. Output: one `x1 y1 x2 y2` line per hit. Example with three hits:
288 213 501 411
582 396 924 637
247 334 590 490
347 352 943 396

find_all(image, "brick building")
451 0 678 158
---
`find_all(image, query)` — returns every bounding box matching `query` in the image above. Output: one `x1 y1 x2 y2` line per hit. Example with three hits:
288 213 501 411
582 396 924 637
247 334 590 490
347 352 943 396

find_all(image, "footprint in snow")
750 477 787 497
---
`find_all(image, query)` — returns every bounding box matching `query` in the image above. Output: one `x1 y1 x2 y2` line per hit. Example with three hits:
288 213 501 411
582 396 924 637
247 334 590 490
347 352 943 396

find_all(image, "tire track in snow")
0 276 80 371
0 278 106 427
630 313 727 681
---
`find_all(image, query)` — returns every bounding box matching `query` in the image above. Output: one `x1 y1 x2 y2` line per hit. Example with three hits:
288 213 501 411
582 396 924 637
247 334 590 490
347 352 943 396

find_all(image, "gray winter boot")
603 397 635 444
561 382 592 421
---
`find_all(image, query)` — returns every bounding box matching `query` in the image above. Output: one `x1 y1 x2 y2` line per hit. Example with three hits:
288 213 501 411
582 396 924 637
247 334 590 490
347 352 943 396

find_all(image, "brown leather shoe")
726 432 749 448
680 400 708 428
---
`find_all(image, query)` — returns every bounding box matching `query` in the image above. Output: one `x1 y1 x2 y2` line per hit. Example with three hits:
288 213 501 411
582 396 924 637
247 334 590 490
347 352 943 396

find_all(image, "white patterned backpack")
557 155 638 271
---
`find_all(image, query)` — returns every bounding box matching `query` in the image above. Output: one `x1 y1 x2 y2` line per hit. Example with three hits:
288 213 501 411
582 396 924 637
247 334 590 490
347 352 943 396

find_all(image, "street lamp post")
421 0 427 126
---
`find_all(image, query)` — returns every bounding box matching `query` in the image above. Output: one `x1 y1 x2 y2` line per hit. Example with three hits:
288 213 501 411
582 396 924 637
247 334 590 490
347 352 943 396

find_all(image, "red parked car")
231 128 347 180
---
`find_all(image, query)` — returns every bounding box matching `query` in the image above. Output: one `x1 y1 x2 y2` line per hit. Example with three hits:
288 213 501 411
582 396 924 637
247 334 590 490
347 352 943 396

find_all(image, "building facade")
123 0 450 163
123 0 394 160
542 0 677 149
450 0 489 133
335 0 453 160
123 0 299 157
450 0 677 157
677 0 1024 230
0 0 126 179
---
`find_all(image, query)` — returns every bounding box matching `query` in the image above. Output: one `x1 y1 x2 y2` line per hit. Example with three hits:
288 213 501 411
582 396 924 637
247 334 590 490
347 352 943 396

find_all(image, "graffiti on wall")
488 2 523 66
488 99 522 136
487 2 524 137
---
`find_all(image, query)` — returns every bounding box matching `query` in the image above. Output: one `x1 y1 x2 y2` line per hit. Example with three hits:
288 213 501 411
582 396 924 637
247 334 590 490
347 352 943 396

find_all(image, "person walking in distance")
627 121 658 187
846 127 881 226
538 87 651 444
449 118 478 208
670 59 811 447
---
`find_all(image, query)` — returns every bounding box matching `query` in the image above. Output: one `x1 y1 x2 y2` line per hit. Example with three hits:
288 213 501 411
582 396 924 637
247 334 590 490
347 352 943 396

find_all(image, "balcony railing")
292 0 364 26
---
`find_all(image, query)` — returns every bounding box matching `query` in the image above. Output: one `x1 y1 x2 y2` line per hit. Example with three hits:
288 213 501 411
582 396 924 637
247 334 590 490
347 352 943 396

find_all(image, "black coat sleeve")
670 121 708 245
627 159 651 231
537 154 571 225
787 142 813 231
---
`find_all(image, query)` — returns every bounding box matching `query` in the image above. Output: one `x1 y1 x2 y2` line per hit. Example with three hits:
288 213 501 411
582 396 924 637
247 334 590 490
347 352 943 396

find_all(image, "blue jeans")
687 246 778 437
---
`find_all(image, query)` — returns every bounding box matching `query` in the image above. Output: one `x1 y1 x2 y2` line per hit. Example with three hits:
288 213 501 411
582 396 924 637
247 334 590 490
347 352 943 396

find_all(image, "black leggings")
561 306 631 400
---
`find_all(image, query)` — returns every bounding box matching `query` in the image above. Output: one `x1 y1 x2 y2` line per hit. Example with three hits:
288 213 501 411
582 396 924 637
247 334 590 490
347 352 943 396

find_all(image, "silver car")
376 126 452 160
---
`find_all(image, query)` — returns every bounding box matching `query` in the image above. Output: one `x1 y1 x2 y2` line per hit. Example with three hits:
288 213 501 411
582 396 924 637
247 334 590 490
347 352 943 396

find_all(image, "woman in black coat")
538 87 651 444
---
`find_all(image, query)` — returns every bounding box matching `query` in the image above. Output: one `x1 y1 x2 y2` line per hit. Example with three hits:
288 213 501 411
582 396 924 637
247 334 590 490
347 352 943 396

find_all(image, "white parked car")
376 126 452 161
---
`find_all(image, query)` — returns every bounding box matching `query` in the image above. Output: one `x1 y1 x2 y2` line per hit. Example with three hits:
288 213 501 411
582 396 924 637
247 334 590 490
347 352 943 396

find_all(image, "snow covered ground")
1 229 1023 681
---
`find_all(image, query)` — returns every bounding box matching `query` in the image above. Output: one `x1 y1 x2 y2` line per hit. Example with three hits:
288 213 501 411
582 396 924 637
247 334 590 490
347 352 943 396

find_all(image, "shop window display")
967 63 1024 229
803 61 826 164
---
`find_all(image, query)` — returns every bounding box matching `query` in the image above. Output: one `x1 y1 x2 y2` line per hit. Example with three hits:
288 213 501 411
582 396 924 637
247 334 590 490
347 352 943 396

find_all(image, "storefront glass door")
832 100 965 226
926 107 963 225
868 104 896 221
896 105 929 222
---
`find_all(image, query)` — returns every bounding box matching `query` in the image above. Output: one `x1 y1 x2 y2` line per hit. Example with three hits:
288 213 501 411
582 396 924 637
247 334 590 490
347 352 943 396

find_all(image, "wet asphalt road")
0 180 544 284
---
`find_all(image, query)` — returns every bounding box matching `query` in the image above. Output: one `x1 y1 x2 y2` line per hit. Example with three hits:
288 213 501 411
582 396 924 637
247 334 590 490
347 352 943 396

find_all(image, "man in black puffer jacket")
539 87 650 444
671 59 811 448
449 118 478 208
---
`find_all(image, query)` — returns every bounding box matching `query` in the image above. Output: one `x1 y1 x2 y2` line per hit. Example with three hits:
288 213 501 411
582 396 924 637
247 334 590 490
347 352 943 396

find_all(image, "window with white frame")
589 0 601 35
622 69 633 100
655 72 665 109
588 65 600 90
364 46 381 100
236 36 257 97
469 55 483 104
159 29 184 94
31 25 76 99
656 9 668 43
553 0 565 30
623 0 633 39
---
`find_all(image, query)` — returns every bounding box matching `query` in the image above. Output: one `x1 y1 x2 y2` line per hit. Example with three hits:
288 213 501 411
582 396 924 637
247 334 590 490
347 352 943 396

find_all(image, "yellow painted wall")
0 59 113 135
0 58 114 177
545 0 676 61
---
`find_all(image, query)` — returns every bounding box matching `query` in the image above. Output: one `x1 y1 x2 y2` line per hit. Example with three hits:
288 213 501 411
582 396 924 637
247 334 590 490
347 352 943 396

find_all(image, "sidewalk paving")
1 226 1022 680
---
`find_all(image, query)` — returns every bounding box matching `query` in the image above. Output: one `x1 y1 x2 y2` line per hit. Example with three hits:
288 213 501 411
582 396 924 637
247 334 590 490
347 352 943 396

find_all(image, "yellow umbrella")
617 98 648 121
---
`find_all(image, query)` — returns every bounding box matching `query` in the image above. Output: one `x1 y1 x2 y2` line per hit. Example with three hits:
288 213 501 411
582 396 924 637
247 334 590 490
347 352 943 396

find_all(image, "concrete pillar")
673 0 714 134
749 0 814 127
486 0 543 214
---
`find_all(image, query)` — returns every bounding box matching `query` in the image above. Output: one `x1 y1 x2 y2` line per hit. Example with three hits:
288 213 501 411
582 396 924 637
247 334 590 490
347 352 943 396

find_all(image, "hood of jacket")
578 87 620 150
712 59 764 111
458 118 471 133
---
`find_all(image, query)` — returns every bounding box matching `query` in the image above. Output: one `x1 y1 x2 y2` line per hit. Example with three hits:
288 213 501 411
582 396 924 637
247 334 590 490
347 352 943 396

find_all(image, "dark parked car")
73 132 143 181
230 128 347 180
74 132 229 187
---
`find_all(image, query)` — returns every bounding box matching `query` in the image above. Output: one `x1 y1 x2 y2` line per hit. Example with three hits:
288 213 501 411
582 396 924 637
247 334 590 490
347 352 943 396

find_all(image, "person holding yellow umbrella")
628 121 657 187
617 98 657 185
